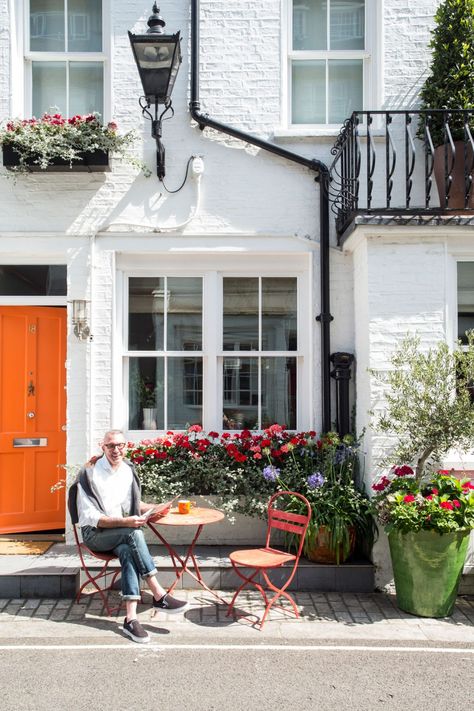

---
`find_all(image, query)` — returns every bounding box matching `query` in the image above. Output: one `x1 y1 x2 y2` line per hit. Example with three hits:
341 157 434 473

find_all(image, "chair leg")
226 564 267 617
258 571 299 629
77 561 122 616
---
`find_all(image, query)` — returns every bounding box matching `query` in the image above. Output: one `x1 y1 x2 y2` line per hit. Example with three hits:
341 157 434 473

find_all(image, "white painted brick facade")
2 0 473 575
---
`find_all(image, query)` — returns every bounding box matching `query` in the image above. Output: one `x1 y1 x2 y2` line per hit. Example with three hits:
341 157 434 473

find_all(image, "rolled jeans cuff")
143 568 157 579
121 594 142 601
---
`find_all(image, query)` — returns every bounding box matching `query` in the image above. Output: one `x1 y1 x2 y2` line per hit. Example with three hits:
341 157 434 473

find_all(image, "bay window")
123 267 309 434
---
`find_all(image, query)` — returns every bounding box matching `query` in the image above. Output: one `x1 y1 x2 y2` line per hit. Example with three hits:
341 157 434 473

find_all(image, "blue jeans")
82 526 158 601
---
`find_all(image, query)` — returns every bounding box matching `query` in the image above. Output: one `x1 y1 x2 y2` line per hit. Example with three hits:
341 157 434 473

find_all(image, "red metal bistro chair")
226 491 311 629
72 524 122 616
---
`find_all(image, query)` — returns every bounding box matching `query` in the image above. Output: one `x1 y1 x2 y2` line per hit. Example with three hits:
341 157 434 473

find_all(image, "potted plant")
128 424 375 563
417 0 474 208
260 430 375 564
140 378 159 430
0 111 150 175
371 333 474 616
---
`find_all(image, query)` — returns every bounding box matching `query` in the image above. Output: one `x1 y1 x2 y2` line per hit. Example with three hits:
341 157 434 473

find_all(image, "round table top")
151 506 225 527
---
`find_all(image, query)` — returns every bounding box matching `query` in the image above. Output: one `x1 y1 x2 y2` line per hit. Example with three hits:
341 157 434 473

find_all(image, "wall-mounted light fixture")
129 4 182 180
71 300 91 341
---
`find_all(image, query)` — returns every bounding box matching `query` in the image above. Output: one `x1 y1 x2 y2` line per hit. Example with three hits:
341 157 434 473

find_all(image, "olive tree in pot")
417 0 474 209
370 334 474 617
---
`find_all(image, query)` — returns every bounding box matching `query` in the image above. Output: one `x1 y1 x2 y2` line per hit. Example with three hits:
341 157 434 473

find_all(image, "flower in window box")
0 111 151 175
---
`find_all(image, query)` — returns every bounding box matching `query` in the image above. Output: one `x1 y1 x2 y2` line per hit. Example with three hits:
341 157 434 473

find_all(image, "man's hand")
123 515 148 528
85 454 101 467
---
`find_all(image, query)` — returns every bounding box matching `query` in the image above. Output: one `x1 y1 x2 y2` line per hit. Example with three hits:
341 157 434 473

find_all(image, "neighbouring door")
0 306 66 533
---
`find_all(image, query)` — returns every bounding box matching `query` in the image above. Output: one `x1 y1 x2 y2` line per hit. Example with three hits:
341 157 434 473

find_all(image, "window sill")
273 127 387 140
2 146 111 172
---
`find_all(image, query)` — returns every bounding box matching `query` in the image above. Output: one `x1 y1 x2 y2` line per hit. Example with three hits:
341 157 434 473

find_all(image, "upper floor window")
26 0 105 117
458 262 474 345
287 0 379 128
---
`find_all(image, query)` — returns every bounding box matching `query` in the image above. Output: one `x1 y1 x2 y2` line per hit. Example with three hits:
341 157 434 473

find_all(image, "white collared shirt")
77 455 134 528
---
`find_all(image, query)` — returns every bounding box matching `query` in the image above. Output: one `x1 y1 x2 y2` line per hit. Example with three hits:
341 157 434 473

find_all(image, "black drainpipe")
189 0 332 432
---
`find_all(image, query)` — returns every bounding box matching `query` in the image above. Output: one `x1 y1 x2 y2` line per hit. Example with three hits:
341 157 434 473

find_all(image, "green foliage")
371 333 474 480
371 468 474 534
127 425 375 559
0 112 151 175
418 0 474 144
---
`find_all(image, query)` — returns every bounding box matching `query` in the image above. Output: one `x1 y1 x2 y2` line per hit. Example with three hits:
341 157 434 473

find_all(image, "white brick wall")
1 0 464 560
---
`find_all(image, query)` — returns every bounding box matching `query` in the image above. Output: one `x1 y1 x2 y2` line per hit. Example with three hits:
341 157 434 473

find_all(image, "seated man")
68 428 189 644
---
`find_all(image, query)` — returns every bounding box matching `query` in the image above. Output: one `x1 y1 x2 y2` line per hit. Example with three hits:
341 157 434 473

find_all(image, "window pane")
168 357 202 429
32 62 67 116
30 0 65 52
330 0 365 50
69 62 103 117
293 0 327 51
0 266 66 295
128 278 165 351
292 60 326 124
262 278 297 351
167 277 202 351
223 278 259 351
223 357 258 429
261 358 297 430
68 0 102 52
328 59 362 124
129 357 165 430
458 262 474 344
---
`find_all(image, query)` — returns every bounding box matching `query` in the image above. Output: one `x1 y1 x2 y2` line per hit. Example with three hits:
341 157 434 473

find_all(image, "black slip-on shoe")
153 593 190 614
122 617 150 643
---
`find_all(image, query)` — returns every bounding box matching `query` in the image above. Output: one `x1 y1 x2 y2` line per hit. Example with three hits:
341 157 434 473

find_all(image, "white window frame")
116 254 312 438
278 0 383 136
11 0 111 120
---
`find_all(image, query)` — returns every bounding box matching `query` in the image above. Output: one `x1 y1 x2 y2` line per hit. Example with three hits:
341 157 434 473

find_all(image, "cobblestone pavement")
0 591 473 644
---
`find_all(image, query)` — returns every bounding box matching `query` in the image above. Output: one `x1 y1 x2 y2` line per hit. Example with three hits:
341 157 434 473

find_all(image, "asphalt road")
1 639 473 711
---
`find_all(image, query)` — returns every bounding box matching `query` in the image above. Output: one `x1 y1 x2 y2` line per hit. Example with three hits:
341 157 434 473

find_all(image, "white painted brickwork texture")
2 0 470 578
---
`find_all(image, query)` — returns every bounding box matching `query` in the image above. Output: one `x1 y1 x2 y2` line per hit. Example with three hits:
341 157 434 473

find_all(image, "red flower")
393 465 414 477
308 431 316 438
208 431 219 439
431 488 439 495
260 438 271 447
240 429 251 439
440 501 454 510
403 495 416 503
372 476 391 492
452 499 461 508
462 481 474 490
107 121 118 131
425 495 433 501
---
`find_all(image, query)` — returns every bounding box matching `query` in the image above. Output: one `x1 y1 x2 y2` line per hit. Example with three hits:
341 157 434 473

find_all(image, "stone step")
0 543 376 599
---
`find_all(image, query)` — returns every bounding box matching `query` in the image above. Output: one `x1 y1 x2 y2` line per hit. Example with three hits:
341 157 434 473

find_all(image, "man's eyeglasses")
104 442 126 451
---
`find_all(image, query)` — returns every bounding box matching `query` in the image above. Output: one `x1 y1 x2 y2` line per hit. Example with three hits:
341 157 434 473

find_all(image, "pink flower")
253 453 262 459
425 494 433 501
452 499 461 508
107 121 118 131
188 424 202 433
403 495 416 503
266 424 283 436
431 488 439 495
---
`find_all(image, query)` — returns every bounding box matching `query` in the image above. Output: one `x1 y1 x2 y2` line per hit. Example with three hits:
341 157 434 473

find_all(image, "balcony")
329 110 474 242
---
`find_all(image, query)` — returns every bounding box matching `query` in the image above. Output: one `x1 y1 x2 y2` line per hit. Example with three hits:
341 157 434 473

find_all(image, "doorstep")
0 543 376 599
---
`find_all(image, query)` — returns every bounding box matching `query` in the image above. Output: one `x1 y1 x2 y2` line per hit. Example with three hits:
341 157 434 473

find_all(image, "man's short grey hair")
102 429 126 441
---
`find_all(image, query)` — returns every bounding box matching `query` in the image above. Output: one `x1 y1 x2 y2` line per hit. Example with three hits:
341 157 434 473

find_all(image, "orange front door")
0 306 66 533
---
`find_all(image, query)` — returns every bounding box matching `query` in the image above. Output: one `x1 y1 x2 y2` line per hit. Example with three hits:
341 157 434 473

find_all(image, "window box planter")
2 145 110 172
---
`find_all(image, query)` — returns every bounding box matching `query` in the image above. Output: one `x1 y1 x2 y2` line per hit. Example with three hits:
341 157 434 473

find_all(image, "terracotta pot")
433 141 474 209
305 525 356 564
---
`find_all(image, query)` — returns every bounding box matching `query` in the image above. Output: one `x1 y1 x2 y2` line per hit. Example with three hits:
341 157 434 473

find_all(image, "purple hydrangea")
307 472 325 489
262 465 280 482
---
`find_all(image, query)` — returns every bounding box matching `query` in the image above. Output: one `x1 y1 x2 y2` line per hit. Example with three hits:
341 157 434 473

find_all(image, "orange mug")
178 499 194 514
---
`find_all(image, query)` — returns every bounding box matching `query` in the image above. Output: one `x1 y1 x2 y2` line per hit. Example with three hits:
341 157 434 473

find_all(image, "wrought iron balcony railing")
329 109 474 239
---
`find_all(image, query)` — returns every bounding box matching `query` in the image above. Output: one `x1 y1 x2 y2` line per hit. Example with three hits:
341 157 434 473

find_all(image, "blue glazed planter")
388 528 470 618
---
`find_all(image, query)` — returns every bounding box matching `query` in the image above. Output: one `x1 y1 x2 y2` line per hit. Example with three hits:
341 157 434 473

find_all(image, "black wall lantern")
128 4 182 179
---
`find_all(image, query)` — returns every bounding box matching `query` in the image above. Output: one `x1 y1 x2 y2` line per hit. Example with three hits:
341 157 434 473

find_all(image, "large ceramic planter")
305 525 356 564
2 145 110 172
388 528 470 617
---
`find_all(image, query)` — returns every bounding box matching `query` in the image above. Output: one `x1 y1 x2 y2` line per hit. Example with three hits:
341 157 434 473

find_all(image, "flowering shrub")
127 424 375 558
371 466 474 534
0 112 149 174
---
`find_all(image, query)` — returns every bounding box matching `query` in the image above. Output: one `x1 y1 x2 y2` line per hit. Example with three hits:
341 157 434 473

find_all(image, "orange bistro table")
147 506 225 598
